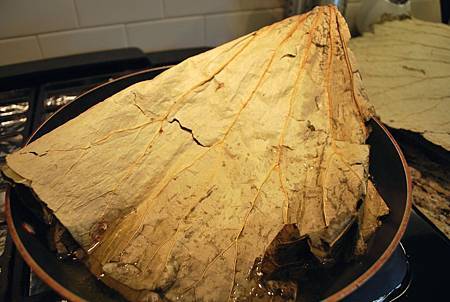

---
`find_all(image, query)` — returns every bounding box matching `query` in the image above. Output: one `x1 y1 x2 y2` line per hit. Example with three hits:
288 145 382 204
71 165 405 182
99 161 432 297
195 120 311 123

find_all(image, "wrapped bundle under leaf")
3 6 388 302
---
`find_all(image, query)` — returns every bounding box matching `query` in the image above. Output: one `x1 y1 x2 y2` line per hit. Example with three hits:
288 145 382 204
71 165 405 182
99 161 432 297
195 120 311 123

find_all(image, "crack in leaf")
28 151 45 157
169 118 208 147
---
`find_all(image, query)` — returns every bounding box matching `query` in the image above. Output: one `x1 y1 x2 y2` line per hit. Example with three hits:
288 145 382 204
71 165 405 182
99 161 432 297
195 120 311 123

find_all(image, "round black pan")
5 67 412 302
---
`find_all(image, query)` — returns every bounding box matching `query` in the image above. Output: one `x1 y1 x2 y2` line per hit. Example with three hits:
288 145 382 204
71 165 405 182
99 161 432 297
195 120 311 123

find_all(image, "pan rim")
4 68 412 302
322 118 413 302
5 188 88 302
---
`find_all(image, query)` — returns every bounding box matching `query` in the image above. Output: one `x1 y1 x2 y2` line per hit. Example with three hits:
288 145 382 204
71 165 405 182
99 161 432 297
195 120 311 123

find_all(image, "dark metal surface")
5 67 411 301
0 48 150 91
343 243 410 302
397 208 450 301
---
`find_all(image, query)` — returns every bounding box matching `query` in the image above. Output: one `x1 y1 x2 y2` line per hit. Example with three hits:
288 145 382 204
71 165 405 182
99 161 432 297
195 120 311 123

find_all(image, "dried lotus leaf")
4 6 388 301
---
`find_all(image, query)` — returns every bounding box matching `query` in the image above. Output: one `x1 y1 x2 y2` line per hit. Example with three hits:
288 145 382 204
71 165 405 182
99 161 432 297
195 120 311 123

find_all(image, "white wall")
0 0 283 66
0 0 441 66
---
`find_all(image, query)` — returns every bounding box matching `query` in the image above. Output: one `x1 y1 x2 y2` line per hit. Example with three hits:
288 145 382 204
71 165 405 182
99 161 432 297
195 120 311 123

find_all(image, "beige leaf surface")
5 6 386 301
350 19 450 151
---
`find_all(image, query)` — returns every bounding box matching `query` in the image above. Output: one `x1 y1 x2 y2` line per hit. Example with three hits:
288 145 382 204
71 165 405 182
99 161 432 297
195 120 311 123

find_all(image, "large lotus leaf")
4 6 387 302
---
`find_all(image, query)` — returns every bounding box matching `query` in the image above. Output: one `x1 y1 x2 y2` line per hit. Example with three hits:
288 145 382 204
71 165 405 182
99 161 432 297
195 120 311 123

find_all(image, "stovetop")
0 48 449 302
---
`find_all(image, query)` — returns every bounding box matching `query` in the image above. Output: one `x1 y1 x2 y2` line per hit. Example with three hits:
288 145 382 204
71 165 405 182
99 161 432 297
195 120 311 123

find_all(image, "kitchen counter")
350 18 450 238
390 128 450 238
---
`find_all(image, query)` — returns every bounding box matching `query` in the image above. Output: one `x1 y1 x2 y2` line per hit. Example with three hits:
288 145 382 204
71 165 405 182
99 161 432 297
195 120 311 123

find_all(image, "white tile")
345 2 361 36
38 25 127 59
0 0 77 39
164 0 283 17
0 36 42 66
74 0 164 27
205 8 284 46
126 16 204 52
